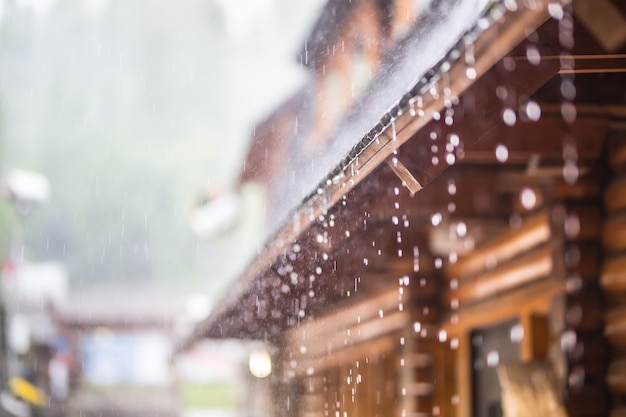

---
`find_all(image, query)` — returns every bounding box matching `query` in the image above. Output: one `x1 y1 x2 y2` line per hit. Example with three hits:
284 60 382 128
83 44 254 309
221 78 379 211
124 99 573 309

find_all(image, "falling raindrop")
563 162 579 185
456 222 467 237
447 180 457 195
519 187 537 210
495 144 509 163
502 108 516 126
523 100 541 121
548 2 564 20
526 45 541 65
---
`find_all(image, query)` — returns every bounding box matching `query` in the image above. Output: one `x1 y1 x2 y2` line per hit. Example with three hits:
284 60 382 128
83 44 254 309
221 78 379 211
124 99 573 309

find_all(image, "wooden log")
606 174 626 213
411 303 440 324
286 287 404 346
444 210 551 281
404 382 435 397
608 357 626 394
292 310 408 358
564 336 608 378
293 334 397 376
604 211 626 252
566 292 605 332
566 384 608 417
444 279 565 336
602 253 626 294
409 276 440 301
446 244 553 305
608 134 626 173
564 205 603 241
566 244 602 282
606 306 626 347
403 393 434 414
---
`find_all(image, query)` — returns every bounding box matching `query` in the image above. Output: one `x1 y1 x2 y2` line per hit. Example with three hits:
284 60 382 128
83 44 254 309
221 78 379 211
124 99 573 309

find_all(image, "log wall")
603 133 626 417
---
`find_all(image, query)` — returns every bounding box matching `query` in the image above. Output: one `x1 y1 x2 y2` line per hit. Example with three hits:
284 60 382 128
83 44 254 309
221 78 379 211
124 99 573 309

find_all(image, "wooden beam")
386 156 423 195
574 0 626 52
286 287 404 347
459 117 609 165
444 210 551 280
442 279 565 336
447 244 554 305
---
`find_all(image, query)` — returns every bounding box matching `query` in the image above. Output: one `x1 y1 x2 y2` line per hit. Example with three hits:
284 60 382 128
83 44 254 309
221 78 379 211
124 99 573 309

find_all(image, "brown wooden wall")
603 133 626 417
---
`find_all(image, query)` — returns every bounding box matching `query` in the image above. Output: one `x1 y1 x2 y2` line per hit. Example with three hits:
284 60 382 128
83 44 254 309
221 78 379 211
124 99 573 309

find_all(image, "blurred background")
0 0 326 416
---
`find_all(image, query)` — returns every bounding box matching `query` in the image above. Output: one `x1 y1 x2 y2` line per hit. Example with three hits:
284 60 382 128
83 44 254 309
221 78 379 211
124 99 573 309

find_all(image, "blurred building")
182 1 626 417
52 284 203 417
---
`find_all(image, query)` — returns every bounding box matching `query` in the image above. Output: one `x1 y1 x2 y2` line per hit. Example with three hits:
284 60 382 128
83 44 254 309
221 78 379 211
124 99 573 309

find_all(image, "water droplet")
563 162 579 185
523 100 541 121
438 330 448 342
548 2 564 20
561 102 577 123
526 45 541 65
486 351 500 367
510 324 524 343
495 144 509 162
456 222 467 237
564 214 580 239
447 181 457 195
520 187 537 210
561 79 576 100
450 338 459 349
504 0 518 11
502 108 516 126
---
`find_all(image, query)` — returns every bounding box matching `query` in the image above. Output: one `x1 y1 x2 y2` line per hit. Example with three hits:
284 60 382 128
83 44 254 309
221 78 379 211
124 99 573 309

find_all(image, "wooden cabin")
182 0 626 416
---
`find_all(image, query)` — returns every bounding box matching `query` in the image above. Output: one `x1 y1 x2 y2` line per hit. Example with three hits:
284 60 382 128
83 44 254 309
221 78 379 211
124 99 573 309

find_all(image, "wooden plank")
606 306 626 347
443 279 565 336
386 156 423 195
603 212 626 252
608 133 626 173
574 0 626 52
520 313 549 361
293 334 397 376
290 310 408 359
606 174 626 213
566 385 609 417
447 245 554 305
602 253 626 293
460 117 608 165
444 210 551 280
286 287 404 347
608 357 626 393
